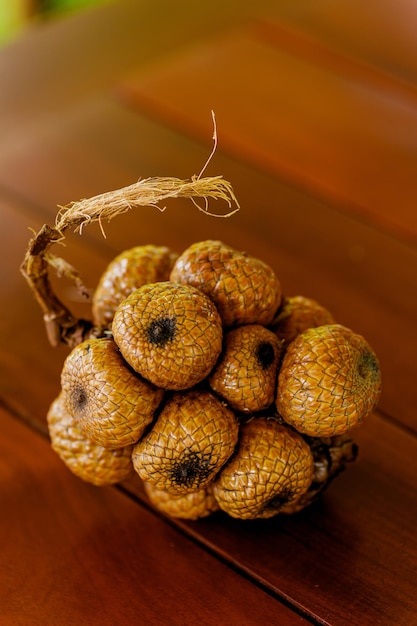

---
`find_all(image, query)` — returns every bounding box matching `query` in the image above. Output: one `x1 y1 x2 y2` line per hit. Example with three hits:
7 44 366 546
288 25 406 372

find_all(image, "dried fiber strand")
21 174 239 348
55 176 240 236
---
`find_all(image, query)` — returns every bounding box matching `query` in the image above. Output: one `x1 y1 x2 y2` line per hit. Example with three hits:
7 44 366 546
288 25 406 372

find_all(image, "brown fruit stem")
20 176 239 348
20 223 93 348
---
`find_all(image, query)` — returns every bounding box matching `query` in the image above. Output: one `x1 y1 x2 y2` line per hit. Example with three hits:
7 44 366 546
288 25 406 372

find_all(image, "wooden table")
1 1 416 624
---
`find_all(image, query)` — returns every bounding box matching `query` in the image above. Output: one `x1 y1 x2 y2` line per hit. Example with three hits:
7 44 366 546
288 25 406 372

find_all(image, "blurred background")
0 0 105 44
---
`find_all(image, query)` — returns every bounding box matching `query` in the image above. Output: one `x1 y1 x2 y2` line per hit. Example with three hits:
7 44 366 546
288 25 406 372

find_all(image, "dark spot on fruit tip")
169 450 212 488
147 316 177 347
262 488 294 512
73 385 88 411
357 351 380 381
256 341 275 370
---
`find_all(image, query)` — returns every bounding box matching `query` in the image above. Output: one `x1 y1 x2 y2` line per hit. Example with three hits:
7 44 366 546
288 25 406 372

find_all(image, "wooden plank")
116 25 417 244
0 0 274 138
0 406 309 625
1 103 417 625
1 99 415 432
260 0 417 86
127 413 417 626
1 4 416 625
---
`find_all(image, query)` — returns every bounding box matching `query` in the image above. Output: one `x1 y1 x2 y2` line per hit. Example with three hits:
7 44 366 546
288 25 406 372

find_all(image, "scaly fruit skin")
112 282 223 390
47 394 134 486
170 240 281 327
209 324 284 413
92 245 178 328
276 324 382 437
270 295 335 345
143 481 219 520
213 417 314 519
132 390 239 495
280 434 358 514
61 337 164 448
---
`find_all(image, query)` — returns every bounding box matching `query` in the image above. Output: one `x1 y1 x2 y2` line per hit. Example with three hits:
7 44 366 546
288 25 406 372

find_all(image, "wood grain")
0 0 274 139
117 24 417 244
261 0 417 86
0 406 309 626
1 1 417 624
1 111 417 623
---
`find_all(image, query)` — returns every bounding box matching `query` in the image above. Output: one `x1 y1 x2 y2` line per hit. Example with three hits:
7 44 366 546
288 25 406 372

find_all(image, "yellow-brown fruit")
209 324 284 413
213 417 314 519
143 481 219 520
47 394 134 486
92 245 178 328
132 390 239 495
279 434 358 514
276 324 382 437
270 295 335 344
112 281 223 390
170 240 281 326
61 337 164 448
